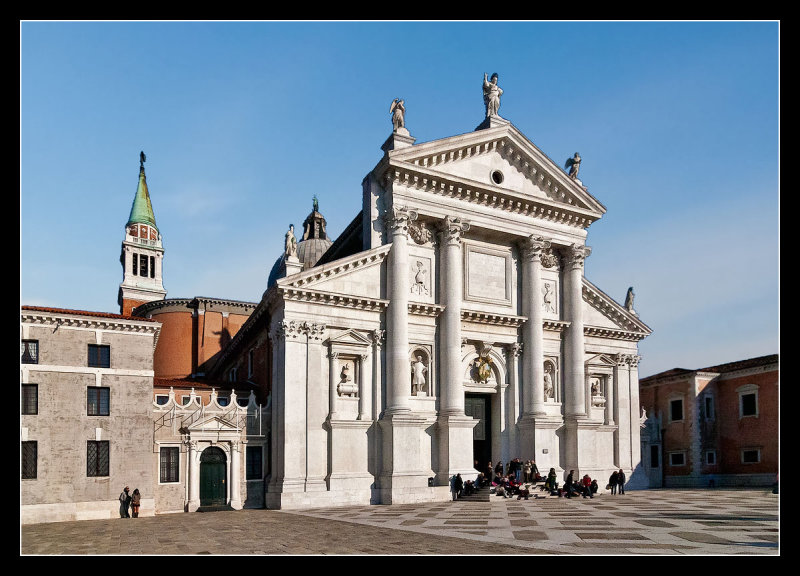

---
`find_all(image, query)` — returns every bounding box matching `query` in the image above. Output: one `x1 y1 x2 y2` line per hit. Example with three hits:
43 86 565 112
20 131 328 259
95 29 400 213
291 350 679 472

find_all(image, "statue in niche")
591 379 600 397
542 282 555 313
565 153 581 180
337 362 358 397
411 355 428 396
543 363 554 401
411 260 429 295
390 98 406 132
482 73 503 118
285 224 298 258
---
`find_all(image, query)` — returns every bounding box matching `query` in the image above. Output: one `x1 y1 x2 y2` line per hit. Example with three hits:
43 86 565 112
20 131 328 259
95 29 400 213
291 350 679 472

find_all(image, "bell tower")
118 151 167 315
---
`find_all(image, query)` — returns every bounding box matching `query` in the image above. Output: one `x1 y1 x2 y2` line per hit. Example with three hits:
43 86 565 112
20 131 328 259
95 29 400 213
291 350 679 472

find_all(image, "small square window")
670 399 683 422
87 441 110 477
742 449 761 464
21 340 39 364
160 447 179 483
741 393 757 417
705 451 717 465
22 441 37 479
87 387 110 416
669 452 685 466
88 345 110 368
22 384 38 415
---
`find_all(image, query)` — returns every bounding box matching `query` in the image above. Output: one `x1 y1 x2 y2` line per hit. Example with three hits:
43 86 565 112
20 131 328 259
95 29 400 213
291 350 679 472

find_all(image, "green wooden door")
199 447 227 506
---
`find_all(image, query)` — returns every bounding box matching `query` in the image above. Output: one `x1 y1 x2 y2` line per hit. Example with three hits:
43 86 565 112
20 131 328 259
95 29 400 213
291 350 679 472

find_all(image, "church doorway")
199 447 227 506
465 393 492 473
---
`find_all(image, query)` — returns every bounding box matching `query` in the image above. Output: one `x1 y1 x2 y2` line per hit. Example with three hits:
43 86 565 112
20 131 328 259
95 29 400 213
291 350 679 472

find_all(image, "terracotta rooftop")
641 354 778 385
21 305 157 322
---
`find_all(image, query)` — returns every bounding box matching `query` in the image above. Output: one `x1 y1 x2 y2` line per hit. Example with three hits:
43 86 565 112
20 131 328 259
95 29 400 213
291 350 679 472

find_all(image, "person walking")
119 486 131 518
617 469 626 495
130 488 141 518
608 470 619 495
454 473 464 500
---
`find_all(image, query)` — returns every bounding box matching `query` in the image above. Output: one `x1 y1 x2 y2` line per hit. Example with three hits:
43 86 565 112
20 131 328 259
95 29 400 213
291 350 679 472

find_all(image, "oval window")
491 170 504 185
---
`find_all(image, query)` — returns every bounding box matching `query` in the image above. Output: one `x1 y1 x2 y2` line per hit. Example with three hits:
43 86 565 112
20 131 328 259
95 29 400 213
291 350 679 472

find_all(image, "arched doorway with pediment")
199 446 227 506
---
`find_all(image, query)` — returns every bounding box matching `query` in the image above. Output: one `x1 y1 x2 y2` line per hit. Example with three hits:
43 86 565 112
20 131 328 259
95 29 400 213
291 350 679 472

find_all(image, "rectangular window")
670 399 683 422
22 384 38 415
149 256 155 279
704 396 714 420
87 387 110 416
741 393 757 417
88 344 110 368
132 253 138 276
669 452 685 466
246 446 263 480
705 450 717 465
87 441 110 477
22 441 37 479
650 445 660 468
160 447 179 483
21 340 39 364
742 449 761 464
140 254 148 278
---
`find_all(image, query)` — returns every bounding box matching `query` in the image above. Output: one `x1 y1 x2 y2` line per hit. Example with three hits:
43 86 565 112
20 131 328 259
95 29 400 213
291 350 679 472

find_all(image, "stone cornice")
21 310 161 335
543 320 570 332
409 303 445 317
281 286 387 312
582 277 652 335
279 244 391 289
383 163 600 230
461 309 527 327
584 325 649 342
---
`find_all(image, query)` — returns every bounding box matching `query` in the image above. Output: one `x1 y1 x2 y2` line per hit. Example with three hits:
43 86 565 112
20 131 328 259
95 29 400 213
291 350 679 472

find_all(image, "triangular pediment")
187 415 240 433
582 277 652 339
327 328 374 347
277 244 389 299
385 123 606 218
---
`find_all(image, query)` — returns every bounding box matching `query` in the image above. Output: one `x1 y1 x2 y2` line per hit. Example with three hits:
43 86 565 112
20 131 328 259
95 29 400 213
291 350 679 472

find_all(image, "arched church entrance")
199 446 227 506
465 393 492 472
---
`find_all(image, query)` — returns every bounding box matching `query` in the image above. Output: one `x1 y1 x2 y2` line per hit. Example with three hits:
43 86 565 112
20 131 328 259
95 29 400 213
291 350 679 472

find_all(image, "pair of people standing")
608 469 626 495
119 486 142 518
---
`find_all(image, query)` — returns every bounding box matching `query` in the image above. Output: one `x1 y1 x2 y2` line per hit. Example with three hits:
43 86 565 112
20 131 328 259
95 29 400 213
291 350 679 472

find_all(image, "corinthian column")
384 206 417 414
440 215 470 416
521 236 550 417
564 243 591 417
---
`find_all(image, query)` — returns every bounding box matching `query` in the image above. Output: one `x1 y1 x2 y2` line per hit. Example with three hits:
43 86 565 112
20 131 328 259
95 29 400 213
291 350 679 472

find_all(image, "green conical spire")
126 151 158 230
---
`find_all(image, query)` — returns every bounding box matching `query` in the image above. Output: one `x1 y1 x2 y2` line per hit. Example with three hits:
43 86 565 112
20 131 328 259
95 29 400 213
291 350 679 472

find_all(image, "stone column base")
435 414 479 485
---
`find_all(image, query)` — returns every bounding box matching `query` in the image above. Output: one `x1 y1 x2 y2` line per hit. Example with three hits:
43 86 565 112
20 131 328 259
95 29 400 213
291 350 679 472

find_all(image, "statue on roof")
313 195 319 213
140 151 146 169
482 73 503 118
624 286 636 314
565 153 581 180
390 98 406 132
285 224 298 259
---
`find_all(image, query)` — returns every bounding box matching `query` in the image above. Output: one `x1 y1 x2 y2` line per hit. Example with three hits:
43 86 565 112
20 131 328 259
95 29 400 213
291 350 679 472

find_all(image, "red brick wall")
152 311 194 378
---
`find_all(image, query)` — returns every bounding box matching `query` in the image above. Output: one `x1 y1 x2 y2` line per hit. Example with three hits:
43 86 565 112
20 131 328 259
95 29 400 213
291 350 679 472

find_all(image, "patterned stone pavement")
21 489 779 555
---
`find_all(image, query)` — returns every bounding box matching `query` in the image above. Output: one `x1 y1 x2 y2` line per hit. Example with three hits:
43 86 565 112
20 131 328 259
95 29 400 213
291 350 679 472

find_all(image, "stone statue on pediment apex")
483 73 503 118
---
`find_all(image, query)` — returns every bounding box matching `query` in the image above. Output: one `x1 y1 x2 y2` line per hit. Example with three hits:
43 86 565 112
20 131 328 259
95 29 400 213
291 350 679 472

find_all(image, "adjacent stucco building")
639 354 778 488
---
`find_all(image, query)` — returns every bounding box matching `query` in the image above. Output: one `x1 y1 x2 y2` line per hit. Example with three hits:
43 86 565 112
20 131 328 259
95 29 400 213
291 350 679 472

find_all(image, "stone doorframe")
185 436 244 512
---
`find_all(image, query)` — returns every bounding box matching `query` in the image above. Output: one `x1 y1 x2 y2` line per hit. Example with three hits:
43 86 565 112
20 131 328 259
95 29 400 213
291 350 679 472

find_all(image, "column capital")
614 353 632 367
521 236 551 262
371 329 385 347
384 206 418 236
440 215 470 246
506 342 523 358
565 243 592 270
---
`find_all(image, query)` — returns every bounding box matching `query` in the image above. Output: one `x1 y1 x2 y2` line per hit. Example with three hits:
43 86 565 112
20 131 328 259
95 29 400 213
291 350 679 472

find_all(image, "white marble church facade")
246 105 652 509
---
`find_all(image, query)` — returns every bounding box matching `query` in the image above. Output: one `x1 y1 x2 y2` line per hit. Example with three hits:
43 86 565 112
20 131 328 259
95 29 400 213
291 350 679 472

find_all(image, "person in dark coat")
617 469 626 495
609 470 619 495
119 486 131 518
454 473 464 499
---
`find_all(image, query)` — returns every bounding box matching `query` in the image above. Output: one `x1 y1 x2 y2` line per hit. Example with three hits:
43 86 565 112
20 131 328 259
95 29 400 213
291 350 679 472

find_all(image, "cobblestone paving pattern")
21 489 778 555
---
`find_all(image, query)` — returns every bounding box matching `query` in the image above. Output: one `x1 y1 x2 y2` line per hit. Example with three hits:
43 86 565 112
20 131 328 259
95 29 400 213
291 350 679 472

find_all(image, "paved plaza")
21 488 779 555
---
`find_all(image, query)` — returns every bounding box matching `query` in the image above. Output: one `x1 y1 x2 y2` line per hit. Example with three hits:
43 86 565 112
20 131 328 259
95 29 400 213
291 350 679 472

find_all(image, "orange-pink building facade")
639 354 778 487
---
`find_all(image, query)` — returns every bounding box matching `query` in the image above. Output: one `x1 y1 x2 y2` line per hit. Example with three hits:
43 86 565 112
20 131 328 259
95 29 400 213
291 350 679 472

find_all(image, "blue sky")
20 21 779 377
